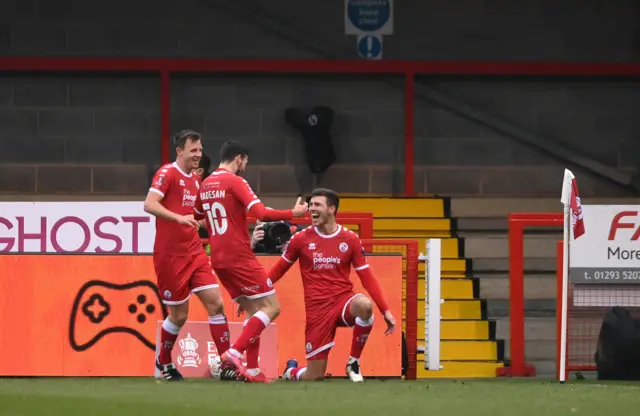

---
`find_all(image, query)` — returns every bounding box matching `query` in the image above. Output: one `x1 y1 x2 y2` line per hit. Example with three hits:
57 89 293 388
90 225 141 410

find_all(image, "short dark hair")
199 153 212 179
311 188 339 215
174 130 201 149
220 141 249 163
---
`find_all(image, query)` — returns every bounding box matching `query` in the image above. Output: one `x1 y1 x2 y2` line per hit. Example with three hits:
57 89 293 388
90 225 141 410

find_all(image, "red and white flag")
560 169 585 239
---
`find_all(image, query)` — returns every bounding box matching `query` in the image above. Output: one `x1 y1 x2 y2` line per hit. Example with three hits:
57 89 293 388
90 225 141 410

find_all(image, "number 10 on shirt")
203 202 228 236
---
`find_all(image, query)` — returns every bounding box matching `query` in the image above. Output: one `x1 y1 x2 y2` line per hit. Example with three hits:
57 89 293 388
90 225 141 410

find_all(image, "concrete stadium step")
494 317 555 341
403 298 484 320
464 234 561 258
418 237 461 258
418 259 469 276
416 360 504 378
395 260 468 277
404 279 477 300
415 319 493 340
456 217 508 233
374 218 452 233
493 317 571 376
486 299 556 318
419 271 467 279
390 259 464 279
479 275 556 299
415 278 477 299
418 340 501 361
340 197 446 218
472 257 557 273
494 317 557 373
503 339 556 362
403 299 485 320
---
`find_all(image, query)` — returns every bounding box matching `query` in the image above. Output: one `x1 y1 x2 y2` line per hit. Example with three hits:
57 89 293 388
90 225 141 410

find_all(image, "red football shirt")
281 225 369 313
195 168 261 268
149 162 203 254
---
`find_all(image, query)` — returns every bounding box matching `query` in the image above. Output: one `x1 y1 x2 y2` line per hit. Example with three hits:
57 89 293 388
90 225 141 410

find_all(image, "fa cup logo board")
177 333 202 368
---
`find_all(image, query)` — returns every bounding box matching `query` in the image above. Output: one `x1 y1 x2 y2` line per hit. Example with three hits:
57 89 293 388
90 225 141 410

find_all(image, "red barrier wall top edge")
0 57 639 75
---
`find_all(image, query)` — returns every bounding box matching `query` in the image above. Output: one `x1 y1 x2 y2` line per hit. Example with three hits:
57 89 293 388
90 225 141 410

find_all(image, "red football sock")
208 314 230 355
158 318 181 365
228 311 270 356
244 319 261 369
350 317 374 359
289 366 307 381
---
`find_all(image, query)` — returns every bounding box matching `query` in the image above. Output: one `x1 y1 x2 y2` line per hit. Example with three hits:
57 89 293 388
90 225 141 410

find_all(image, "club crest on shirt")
339 242 348 252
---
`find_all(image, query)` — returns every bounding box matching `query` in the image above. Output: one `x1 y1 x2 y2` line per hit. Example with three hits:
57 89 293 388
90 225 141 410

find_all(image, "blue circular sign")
347 0 391 32
357 35 382 59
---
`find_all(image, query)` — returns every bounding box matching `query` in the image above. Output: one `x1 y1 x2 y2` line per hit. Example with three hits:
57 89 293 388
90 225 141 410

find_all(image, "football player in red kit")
144 130 231 381
195 140 308 382
266 188 397 382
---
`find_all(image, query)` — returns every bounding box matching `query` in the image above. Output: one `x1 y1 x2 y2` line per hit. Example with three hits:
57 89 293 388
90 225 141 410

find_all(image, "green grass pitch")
1 377 639 415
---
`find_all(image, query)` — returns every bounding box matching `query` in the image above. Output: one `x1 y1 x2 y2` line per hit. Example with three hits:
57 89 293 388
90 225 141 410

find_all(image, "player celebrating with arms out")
266 188 397 382
144 130 231 381
195 141 308 382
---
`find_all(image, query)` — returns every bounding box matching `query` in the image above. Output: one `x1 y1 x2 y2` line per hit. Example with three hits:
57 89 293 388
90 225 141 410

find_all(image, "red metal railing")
1 57 639 196
499 212 563 377
365 238 419 381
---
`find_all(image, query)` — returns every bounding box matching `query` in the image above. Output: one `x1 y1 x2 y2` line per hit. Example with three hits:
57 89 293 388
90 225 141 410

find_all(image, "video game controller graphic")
69 280 167 352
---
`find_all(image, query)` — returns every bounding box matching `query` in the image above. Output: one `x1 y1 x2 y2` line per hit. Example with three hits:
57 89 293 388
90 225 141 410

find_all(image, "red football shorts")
153 250 219 305
305 292 362 361
214 259 275 301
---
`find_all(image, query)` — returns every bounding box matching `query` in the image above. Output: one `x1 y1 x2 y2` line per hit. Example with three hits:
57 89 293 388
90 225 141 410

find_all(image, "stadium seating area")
340 196 504 378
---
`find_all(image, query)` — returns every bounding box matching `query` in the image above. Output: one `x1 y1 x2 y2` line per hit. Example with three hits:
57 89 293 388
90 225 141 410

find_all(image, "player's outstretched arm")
356 266 397 335
267 256 295 285
249 202 293 222
144 191 199 227
350 237 390 314
351 237 396 334
355 266 390 315
268 231 302 284
248 197 308 221
233 176 308 221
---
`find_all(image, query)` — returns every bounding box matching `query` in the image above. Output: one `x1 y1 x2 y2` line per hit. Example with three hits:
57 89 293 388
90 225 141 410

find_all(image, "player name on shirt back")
199 190 226 200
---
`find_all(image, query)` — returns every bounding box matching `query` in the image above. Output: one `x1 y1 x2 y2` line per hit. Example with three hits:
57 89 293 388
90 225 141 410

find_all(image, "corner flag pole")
559 169 573 383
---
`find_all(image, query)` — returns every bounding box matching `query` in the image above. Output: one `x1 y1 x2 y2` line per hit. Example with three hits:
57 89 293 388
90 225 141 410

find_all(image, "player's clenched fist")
177 214 200 228
292 197 309 217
